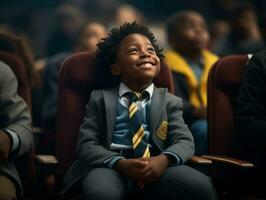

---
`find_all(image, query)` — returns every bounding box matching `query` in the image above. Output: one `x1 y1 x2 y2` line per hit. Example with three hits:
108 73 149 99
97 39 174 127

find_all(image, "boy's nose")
139 50 151 58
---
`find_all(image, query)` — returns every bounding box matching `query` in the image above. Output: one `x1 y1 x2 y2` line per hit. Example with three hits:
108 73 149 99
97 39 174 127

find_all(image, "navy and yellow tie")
127 91 150 158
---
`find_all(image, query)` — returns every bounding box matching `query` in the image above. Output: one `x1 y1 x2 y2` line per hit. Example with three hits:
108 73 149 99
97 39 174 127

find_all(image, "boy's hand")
115 158 148 182
0 130 11 160
140 154 170 184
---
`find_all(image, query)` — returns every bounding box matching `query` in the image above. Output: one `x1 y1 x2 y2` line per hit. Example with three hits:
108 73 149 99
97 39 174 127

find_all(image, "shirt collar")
119 82 154 98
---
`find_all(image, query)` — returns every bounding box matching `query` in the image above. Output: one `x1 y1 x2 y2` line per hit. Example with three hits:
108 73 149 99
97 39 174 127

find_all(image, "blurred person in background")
208 20 231 54
217 3 265 56
41 21 107 153
45 3 86 57
112 3 168 51
107 3 145 32
113 4 144 25
0 27 39 89
0 27 41 128
164 11 219 155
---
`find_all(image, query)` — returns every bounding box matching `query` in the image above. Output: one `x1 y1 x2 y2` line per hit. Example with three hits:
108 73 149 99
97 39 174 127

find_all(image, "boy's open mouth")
136 61 155 69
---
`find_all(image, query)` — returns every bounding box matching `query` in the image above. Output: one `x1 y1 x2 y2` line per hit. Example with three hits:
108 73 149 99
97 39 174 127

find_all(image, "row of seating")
0 50 263 199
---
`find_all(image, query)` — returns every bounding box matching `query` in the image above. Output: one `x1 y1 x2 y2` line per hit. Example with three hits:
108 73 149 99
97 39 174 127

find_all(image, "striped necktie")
127 91 150 158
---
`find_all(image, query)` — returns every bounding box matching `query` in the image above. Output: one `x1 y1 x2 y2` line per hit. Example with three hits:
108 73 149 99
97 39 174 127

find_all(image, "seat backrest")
55 52 174 184
0 51 34 196
207 54 249 156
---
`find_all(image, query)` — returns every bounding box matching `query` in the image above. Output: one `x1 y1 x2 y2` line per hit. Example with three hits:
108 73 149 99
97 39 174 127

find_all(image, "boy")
62 22 217 200
164 11 219 155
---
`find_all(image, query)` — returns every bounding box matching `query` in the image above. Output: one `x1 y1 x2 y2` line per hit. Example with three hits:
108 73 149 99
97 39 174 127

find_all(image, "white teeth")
140 63 153 68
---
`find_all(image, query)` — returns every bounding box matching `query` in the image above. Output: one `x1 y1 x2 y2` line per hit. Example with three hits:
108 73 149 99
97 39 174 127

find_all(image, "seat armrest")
35 155 58 165
33 126 43 135
189 156 213 165
32 127 44 153
35 154 57 198
201 155 254 168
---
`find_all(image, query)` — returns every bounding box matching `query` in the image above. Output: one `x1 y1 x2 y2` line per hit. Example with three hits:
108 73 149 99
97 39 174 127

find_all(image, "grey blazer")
0 61 33 198
62 86 194 194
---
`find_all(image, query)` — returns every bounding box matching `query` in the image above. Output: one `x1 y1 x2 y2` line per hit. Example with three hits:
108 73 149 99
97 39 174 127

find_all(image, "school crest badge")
156 121 168 140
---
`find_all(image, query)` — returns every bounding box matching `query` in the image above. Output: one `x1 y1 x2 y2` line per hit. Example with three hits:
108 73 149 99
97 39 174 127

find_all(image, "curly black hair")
95 21 164 88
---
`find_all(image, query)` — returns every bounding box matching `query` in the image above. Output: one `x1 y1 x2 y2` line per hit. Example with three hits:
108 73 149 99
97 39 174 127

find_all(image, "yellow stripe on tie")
142 146 150 158
133 132 145 149
133 129 145 149
129 102 136 113
132 126 144 144
129 106 138 118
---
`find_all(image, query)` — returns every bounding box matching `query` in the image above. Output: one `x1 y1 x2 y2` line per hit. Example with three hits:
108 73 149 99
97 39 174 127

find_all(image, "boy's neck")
122 81 152 92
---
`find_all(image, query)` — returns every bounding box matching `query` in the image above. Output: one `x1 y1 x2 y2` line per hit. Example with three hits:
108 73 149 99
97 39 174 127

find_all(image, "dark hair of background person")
0 27 40 89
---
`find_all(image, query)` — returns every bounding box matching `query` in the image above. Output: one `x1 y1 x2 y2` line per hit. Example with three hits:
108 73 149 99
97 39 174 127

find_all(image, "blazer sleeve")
0 61 33 157
164 94 195 163
76 90 119 168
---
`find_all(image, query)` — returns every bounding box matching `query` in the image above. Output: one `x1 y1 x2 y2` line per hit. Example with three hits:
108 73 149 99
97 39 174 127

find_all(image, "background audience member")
208 20 231 54
41 21 107 153
45 3 86 57
0 61 33 200
0 27 41 127
217 3 265 56
113 4 144 25
164 11 219 155
0 27 39 89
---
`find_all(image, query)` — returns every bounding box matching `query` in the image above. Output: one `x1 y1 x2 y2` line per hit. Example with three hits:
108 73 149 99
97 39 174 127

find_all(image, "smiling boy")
62 22 217 200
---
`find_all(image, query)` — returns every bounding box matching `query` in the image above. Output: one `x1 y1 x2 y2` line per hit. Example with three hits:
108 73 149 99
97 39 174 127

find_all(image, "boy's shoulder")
90 87 118 98
91 86 182 101
155 87 183 104
91 87 116 93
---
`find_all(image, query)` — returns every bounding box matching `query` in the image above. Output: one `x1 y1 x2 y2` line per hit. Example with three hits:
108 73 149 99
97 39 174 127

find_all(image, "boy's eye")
147 47 155 53
128 48 138 53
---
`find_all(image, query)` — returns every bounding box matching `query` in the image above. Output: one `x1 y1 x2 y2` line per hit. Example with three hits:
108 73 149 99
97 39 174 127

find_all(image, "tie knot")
127 91 149 102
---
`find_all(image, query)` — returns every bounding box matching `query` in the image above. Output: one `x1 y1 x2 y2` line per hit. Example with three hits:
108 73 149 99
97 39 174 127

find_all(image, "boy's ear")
110 64 121 76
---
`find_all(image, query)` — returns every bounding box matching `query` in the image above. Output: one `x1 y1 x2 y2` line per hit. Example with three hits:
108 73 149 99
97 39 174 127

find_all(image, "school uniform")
62 83 217 200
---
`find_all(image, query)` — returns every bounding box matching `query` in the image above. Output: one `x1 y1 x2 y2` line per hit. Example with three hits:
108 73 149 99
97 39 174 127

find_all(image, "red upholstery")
0 51 35 198
207 55 266 198
55 52 174 189
208 54 249 156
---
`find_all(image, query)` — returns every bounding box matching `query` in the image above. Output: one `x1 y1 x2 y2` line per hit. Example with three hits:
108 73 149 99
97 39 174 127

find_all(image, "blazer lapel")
103 87 118 147
150 87 165 135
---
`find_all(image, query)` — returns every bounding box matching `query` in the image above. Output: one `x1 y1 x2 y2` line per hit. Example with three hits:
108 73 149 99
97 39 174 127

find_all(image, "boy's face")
111 33 160 90
173 12 209 52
